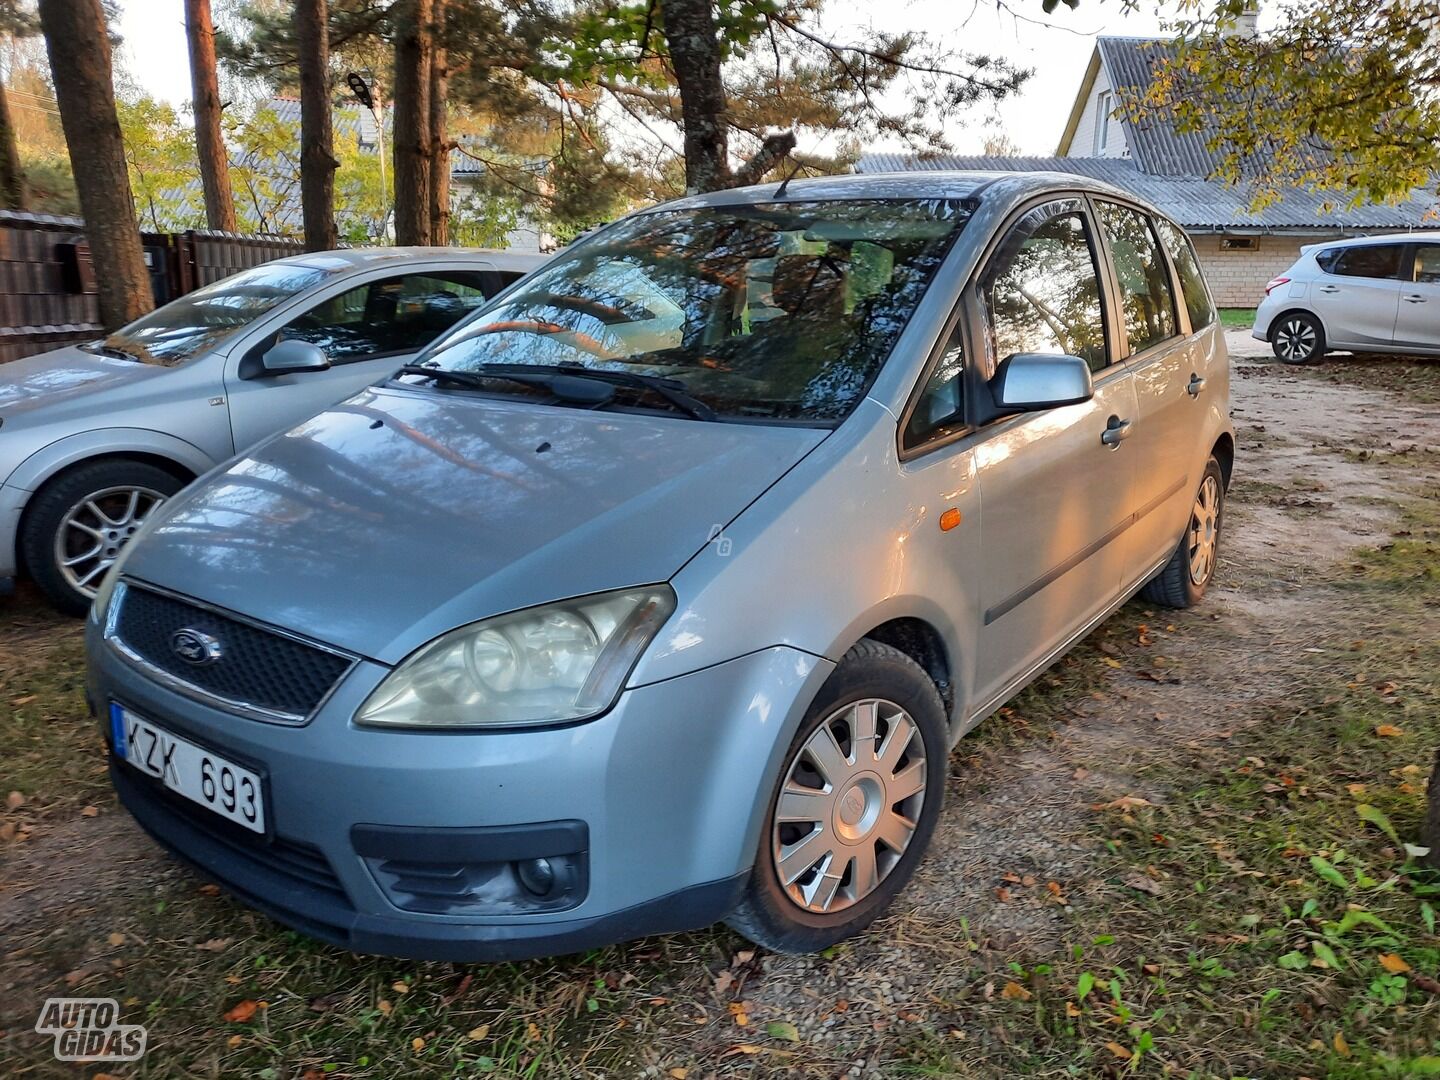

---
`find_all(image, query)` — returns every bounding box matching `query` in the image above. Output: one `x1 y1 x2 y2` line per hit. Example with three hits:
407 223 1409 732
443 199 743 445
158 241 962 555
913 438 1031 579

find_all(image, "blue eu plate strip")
109 702 127 758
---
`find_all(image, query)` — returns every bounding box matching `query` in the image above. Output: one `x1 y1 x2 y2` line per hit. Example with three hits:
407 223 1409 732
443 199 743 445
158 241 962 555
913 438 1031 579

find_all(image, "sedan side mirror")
987 353 1093 415
261 339 330 376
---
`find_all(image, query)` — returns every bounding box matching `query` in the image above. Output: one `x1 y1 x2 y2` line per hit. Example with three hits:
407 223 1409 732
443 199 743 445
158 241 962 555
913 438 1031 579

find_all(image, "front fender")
5 428 220 493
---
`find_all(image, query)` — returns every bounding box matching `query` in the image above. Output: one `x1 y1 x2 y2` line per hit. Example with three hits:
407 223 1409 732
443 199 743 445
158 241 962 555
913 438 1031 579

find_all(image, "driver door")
222 268 517 450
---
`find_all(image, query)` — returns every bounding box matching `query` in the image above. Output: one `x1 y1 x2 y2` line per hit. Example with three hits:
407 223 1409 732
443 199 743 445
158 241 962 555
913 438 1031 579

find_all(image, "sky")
112 0 1178 158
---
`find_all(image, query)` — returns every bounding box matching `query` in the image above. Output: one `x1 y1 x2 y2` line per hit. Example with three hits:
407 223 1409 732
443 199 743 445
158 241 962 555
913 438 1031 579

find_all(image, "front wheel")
21 460 183 615
1141 457 1225 609
1271 311 1325 364
726 640 948 954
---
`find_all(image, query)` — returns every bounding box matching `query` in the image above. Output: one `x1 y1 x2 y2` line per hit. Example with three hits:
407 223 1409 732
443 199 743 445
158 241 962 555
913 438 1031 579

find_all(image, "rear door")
1311 244 1405 350
223 266 521 450
1091 201 1206 580
1392 243 1440 351
964 197 1139 709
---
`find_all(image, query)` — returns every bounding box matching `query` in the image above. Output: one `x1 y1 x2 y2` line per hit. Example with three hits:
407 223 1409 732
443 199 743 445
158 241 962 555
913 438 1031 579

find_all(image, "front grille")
110 581 353 721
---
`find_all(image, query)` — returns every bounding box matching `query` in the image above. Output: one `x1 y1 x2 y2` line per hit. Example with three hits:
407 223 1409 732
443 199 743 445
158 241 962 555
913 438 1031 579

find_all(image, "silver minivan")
88 172 1233 960
1 248 542 613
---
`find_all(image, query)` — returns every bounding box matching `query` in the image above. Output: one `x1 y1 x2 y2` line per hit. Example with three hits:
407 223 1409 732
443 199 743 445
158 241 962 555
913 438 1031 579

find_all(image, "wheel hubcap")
771 698 927 914
1188 474 1221 586
54 485 166 599
1277 319 1316 361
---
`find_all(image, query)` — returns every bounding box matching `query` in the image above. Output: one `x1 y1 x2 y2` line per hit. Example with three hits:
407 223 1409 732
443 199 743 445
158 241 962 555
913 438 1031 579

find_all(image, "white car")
1254 231 1440 363
0 247 545 613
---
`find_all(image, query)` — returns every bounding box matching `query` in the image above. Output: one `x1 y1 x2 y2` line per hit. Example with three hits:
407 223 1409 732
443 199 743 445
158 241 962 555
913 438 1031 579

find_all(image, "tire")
21 460 183 616
726 639 947 954
1141 457 1225 610
1270 311 1325 364
1425 748 1440 871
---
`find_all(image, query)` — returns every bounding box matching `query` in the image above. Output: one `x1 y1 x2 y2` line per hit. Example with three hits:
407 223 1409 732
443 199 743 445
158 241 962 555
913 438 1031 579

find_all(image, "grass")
1298 354 1440 406
907 486 1440 1078
1219 308 1257 329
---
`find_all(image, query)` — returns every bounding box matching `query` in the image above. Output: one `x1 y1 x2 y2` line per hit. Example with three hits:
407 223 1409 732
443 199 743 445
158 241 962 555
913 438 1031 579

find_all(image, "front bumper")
89 622 833 961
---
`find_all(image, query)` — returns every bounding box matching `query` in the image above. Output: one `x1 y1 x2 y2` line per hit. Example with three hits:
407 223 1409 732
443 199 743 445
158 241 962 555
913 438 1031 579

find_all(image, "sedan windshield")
416 199 970 424
85 262 334 366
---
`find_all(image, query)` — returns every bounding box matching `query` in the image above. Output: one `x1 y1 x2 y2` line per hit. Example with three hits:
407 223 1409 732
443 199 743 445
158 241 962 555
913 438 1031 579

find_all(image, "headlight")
355 586 676 729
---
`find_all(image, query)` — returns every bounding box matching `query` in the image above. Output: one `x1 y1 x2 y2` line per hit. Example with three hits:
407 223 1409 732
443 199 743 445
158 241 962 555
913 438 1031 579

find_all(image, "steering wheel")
468 319 621 361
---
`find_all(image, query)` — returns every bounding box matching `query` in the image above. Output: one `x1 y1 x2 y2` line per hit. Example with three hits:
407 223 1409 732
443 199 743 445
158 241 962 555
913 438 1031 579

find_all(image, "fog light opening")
516 857 556 897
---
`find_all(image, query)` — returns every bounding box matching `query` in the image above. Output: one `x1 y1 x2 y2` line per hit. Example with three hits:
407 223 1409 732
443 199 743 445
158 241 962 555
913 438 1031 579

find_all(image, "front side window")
1412 245 1440 284
983 200 1108 373
1097 201 1178 355
86 262 334 366
1330 245 1404 281
1156 219 1215 331
280 270 502 362
415 199 970 424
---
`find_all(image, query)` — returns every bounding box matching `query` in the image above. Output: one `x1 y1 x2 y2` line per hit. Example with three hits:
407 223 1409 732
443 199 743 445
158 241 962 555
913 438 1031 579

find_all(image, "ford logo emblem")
171 628 222 666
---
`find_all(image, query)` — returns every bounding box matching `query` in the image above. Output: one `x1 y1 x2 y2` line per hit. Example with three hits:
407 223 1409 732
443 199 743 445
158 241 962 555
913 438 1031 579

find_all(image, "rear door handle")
1318 285 1340 294
1187 373 1206 398
1404 294 1427 304
1101 416 1132 447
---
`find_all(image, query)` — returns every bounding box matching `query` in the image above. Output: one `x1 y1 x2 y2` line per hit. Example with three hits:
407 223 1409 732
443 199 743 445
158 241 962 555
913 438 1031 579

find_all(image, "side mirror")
987 353 1093 415
261 339 330 376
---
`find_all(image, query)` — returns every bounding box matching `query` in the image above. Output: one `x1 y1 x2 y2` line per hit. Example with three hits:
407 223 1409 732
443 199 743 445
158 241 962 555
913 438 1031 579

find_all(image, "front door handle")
1187 373 1206 398
1404 294 1427 304
1318 284 1340 294
1101 415 1132 447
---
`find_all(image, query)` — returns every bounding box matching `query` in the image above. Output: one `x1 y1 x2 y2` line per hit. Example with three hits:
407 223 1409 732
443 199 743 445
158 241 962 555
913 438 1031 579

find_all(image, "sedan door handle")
1101 415 1133 447
1318 285 1340 294
1404 294 1427 304
1187 373 1206 398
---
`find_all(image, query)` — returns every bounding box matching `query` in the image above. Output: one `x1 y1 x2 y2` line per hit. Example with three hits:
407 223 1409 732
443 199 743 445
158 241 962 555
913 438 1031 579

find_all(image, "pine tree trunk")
660 0 731 193
428 0 448 246
294 0 336 251
185 0 236 232
393 0 432 245
0 75 25 210
36 0 152 327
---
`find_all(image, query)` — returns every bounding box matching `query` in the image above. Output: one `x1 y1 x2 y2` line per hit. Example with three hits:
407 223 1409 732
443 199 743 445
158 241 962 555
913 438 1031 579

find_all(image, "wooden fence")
0 210 303 364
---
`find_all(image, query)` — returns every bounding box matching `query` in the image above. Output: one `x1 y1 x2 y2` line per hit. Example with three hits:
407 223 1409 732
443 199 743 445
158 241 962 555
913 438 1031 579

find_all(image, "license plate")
111 703 266 834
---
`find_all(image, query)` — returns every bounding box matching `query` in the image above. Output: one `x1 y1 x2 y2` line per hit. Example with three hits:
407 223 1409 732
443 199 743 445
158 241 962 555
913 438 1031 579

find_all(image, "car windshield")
414 199 970 424
84 262 335 366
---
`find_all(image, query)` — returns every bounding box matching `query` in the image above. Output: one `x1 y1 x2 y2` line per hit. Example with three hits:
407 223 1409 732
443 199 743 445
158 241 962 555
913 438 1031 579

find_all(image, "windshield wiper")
397 363 617 406
479 363 718 422
87 341 144 363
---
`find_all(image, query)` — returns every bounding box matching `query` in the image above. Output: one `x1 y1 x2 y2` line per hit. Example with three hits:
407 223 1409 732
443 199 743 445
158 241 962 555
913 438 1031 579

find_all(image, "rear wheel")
1141 457 1225 609
726 640 947 953
21 460 183 615
1271 311 1325 364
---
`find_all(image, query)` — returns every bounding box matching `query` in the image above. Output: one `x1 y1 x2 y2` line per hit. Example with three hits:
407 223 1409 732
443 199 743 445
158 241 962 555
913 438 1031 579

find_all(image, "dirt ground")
2 337 1438 1077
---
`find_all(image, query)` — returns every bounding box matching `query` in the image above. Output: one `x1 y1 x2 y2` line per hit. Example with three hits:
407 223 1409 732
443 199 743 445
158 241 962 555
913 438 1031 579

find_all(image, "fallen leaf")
1046 881 1065 900
994 886 1012 903
79 805 99 817
198 883 221 897
721 1045 764 1058
767 1021 800 1042
1374 724 1404 738
11 695 36 706
301 1071 325 1080
223 1000 260 1024
1105 1041 1132 1060
391 981 410 994
1412 974 1440 995
442 973 473 1006
307 992 343 1013
6 790 24 809
226 1034 243 1048
1378 953 1411 974
1000 981 1032 1001
107 932 125 947
1065 1002 1081 1018
467 1025 490 1041
412 1037 425 1052
1333 1031 1351 1058
376 999 393 1016
197 938 232 952
669 1069 690 1079
1092 795 1154 811
0 822 14 842
526 1022 540 1040
1122 871 1163 896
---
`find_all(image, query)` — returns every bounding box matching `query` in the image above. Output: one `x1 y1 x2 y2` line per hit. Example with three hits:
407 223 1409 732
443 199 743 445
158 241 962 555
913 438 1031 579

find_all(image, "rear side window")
1156 219 1215 331
1412 245 1440 284
1096 201 1178 355
1328 245 1404 281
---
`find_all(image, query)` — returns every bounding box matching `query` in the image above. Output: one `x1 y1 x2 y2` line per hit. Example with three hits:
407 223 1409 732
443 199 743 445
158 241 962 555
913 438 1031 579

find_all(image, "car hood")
123 386 827 664
0 345 169 423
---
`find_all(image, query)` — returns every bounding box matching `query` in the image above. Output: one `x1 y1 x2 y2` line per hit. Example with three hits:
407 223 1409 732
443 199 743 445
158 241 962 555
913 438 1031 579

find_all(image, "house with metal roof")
858 35 1440 307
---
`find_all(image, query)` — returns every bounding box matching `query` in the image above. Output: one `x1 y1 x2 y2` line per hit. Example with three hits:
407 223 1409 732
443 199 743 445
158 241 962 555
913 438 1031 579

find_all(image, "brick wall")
1189 230 1409 309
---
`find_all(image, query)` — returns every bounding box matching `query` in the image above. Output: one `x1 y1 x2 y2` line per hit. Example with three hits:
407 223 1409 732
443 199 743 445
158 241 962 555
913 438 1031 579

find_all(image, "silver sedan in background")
0 247 544 612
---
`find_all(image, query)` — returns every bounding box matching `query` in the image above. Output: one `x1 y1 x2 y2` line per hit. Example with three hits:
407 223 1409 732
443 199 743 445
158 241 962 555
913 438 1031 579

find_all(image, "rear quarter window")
1155 219 1215 332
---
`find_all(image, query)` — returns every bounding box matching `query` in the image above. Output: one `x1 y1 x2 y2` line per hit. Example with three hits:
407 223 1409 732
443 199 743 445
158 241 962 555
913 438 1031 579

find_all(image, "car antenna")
773 160 804 199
